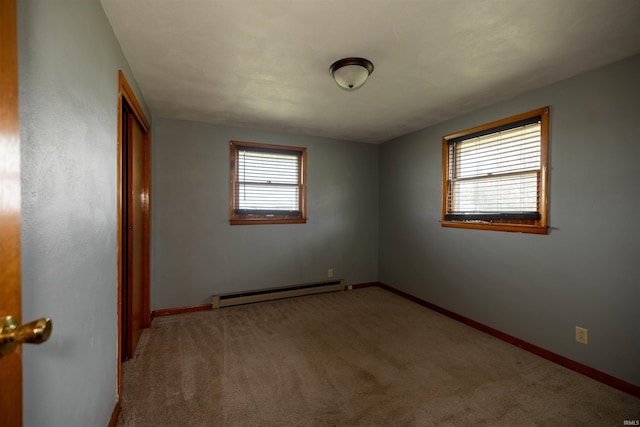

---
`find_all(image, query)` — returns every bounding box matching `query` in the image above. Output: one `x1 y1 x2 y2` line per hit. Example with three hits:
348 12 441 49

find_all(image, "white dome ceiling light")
329 57 374 90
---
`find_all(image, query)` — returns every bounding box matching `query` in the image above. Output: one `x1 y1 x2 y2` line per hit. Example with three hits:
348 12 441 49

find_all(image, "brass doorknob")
0 316 52 356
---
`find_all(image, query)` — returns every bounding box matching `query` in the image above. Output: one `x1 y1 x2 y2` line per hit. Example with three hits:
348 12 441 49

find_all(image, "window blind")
235 147 301 215
446 120 541 220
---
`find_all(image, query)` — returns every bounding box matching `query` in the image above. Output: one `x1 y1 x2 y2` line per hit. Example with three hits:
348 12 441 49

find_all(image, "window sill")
230 218 307 225
441 220 547 234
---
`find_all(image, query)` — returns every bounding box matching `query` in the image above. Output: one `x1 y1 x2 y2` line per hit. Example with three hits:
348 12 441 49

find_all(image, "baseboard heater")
212 279 346 308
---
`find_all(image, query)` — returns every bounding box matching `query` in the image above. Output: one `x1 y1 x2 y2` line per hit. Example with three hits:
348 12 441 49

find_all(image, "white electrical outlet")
575 326 589 344
327 268 334 278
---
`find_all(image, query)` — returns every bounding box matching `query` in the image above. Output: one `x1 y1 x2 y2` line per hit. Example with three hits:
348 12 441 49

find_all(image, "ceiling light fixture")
329 57 374 90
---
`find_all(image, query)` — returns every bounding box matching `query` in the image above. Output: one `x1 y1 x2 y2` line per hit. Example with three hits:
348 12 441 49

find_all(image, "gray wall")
18 1 149 426
151 118 379 309
379 54 640 386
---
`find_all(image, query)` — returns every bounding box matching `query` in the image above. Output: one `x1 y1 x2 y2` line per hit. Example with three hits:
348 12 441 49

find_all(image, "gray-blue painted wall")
18 1 149 426
151 118 379 309
379 54 640 387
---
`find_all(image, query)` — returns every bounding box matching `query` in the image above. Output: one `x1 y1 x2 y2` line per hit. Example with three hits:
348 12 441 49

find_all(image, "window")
230 141 307 225
442 107 549 234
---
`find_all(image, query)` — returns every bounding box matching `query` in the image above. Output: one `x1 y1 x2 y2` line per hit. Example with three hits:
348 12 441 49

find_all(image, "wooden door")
117 71 150 371
0 0 23 425
123 106 145 357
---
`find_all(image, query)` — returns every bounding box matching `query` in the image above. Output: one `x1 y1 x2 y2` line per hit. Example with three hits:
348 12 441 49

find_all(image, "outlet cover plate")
575 326 589 344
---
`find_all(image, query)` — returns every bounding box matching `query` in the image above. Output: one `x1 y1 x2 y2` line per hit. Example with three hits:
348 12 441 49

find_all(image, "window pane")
237 148 300 212
456 123 540 179
238 150 299 184
449 122 541 215
451 172 538 213
238 184 299 211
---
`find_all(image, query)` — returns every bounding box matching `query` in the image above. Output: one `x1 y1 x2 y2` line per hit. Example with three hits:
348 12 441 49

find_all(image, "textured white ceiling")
100 0 640 143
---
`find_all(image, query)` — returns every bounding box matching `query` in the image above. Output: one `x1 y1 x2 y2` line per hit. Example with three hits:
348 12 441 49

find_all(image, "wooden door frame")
0 1 23 425
117 70 151 397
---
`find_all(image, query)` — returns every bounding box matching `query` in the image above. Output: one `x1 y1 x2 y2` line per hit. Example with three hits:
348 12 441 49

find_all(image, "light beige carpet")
117 287 639 426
